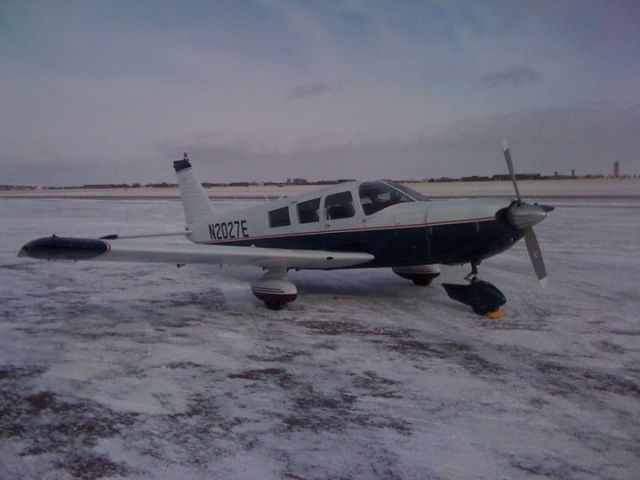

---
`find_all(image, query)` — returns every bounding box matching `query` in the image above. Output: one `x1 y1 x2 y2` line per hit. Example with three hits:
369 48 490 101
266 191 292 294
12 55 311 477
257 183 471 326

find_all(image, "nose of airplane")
506 203 554 230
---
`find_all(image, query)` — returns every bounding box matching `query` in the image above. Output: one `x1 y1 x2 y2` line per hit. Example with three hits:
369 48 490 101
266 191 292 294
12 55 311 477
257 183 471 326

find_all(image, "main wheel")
393 266 440 287
265 301 283 310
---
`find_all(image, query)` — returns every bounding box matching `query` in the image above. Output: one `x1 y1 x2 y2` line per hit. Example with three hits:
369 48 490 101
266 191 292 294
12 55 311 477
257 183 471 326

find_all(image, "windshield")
359 181 415 215
382 181 429 201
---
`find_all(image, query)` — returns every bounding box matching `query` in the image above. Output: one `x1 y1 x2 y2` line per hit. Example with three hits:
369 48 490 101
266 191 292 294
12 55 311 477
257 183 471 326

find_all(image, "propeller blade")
524 227 547 286
502 142 522 205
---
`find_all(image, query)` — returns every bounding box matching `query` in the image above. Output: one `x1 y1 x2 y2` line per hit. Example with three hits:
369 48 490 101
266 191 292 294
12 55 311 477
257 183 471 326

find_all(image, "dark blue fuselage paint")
205 219 520 268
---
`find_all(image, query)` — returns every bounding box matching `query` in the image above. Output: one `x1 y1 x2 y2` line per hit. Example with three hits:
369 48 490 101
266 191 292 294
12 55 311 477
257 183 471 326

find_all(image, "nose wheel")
442 262 506 316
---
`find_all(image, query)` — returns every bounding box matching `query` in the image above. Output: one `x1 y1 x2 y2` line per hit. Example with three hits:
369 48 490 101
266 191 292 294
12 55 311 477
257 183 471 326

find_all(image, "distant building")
614 161 620 178
429 177 461 183
461 175 490 182
550 172 572 180
492 173 542 181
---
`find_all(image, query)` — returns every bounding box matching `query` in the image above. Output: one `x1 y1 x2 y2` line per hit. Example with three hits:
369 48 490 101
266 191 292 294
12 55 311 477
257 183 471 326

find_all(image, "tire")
472 304 491 315
265 301 283 311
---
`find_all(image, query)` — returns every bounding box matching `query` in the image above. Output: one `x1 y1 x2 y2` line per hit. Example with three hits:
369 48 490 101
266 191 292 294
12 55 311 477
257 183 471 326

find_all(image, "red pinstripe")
203 215 496 245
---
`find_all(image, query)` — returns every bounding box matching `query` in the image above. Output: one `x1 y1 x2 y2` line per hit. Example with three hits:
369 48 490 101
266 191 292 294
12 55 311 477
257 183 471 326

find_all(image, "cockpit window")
383 181 429 201
359 181 415 215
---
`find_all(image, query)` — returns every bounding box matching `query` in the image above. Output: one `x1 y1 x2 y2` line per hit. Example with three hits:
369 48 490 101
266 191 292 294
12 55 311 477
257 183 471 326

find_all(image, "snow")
1 196 639 479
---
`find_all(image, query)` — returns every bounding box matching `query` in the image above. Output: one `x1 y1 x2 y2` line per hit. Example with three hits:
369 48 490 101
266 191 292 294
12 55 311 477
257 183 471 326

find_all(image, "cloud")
5 103 638 185
285 83 333 100
479 66 540 88
285 78 351 101
159 103 640 182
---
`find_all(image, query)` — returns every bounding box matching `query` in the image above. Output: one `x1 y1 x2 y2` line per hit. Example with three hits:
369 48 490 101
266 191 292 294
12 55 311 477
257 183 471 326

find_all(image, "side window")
297 198 320 224
268 206 290 227
324 191 355 220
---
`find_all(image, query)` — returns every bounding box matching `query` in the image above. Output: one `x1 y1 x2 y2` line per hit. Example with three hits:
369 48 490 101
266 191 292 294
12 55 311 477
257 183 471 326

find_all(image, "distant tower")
571 169 575 179
614 161 620 178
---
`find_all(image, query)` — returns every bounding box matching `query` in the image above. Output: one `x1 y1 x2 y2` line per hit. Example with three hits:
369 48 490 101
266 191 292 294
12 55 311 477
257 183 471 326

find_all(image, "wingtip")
502 140 509 152
538 277 548 288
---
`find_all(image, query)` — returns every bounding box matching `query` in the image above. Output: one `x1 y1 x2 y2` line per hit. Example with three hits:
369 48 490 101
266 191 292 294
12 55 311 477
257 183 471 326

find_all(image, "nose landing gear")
442 263 506 316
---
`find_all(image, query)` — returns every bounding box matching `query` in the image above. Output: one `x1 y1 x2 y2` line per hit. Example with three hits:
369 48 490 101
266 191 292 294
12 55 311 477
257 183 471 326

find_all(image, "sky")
1 0 639 185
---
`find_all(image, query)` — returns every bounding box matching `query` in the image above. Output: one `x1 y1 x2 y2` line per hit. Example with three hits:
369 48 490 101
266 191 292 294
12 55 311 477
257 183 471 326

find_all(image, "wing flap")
100 230 190 240
19 236 373 270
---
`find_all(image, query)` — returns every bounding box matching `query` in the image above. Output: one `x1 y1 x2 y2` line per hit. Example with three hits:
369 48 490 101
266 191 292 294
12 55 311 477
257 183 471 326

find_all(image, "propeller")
502 143 553 285
503 142 522 205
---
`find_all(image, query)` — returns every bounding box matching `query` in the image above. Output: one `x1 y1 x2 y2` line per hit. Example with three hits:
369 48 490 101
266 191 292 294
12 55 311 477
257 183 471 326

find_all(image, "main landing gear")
392 265 441 286
442 263 507 316
250 267 297 310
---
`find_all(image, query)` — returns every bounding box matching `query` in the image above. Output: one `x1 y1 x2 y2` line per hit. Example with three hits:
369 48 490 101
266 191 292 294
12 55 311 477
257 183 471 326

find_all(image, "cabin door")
321 190 367 251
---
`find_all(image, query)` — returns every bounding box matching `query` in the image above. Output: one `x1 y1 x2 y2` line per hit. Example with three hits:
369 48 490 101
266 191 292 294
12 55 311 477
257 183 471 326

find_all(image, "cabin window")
268 206 291 227
358 181 413 215
324 191 355 220
297 198 320 224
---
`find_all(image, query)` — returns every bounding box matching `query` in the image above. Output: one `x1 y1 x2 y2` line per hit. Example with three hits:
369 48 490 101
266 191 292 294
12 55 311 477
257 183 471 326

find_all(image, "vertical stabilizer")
173 153 214 225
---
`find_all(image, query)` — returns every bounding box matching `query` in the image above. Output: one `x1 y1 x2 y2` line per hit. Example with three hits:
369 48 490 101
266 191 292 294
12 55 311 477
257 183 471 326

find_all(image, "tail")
173 153 214 226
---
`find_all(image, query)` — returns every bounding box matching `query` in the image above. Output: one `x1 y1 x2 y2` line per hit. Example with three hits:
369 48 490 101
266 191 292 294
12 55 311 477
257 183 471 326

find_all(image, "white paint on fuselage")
186 181 514 247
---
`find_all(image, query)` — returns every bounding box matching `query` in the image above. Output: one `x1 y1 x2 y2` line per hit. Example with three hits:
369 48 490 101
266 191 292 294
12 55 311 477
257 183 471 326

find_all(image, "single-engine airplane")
19 145 553 315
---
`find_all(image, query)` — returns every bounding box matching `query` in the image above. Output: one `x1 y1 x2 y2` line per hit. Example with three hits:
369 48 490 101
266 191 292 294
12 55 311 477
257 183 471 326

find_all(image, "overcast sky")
2 0 639 185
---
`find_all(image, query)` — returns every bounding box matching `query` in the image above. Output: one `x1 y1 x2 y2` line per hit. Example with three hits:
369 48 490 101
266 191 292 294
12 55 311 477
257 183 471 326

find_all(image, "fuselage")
186 180 521 269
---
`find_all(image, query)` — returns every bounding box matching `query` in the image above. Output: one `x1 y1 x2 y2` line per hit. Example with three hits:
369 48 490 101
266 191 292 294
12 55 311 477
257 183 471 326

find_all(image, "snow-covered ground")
1 197 639 479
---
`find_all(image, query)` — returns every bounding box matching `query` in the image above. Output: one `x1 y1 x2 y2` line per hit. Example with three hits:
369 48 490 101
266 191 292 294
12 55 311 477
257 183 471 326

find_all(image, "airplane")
18 145 553 316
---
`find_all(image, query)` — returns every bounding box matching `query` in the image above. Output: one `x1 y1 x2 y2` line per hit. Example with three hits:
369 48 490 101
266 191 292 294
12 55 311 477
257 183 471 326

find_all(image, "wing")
18 236 374 270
